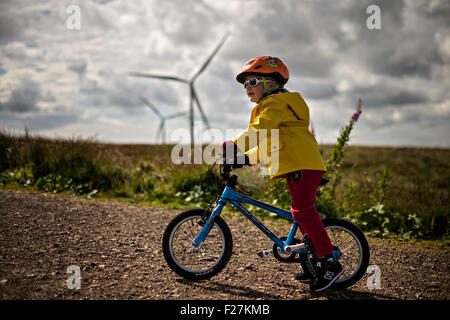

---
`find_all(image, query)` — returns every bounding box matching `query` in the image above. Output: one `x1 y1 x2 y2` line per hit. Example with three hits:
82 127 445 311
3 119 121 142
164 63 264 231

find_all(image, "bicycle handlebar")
209 152 251 188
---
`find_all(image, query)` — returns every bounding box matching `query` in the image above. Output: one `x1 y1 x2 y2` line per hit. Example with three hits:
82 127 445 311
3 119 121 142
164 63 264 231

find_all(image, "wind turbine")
140 96 186 144
129 31 230 146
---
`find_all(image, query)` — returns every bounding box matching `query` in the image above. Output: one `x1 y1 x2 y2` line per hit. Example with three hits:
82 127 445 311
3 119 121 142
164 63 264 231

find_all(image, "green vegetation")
1 121 448 243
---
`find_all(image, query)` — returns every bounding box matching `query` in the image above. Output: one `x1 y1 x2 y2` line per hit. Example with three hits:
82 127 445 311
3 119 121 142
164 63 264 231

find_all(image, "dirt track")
0 189 448 300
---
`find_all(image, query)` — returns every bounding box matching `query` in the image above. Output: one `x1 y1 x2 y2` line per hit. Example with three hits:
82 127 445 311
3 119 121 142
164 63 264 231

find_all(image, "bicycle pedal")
257 249 272 258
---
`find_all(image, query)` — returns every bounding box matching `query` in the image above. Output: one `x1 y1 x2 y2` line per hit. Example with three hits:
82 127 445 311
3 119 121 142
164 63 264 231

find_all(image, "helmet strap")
261 77 268 93
261 76 280 93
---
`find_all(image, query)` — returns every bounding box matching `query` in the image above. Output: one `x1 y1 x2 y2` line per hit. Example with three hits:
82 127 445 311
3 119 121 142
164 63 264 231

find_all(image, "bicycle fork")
191 201 226 249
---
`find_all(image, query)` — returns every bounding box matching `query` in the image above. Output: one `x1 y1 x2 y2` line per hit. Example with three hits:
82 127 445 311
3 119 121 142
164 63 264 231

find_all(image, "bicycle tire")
162 209 233 280
301 218 370 290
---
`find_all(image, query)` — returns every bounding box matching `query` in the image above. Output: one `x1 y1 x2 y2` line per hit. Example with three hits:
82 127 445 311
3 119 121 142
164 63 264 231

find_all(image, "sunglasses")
243 77 274 88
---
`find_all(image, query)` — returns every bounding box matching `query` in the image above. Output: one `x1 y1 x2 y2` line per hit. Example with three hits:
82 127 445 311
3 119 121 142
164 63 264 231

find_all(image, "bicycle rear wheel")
301 218 370 290
162 209 233 280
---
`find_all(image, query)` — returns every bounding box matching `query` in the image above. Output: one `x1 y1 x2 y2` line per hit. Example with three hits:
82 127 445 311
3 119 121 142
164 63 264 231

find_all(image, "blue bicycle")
162 162 370 290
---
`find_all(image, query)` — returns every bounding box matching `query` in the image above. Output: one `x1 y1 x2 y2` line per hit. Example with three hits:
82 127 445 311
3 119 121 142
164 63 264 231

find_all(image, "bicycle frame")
192 185 304 253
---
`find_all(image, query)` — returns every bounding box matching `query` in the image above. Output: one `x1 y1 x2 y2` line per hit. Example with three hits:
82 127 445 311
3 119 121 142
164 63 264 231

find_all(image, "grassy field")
1 129 449 242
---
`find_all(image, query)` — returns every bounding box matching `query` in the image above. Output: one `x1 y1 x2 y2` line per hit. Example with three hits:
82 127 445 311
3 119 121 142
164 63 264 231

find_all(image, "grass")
0 128 448 243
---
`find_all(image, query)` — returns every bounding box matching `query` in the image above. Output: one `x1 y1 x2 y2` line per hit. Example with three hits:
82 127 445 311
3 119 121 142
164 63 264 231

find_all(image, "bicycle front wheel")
162 209 233 280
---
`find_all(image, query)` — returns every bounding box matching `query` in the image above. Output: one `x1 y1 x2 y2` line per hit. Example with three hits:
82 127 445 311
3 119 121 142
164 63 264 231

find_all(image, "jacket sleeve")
233 100 283 165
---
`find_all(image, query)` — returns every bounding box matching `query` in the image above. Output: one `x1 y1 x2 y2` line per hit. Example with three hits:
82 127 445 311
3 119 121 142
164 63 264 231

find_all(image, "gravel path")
0 189 448 300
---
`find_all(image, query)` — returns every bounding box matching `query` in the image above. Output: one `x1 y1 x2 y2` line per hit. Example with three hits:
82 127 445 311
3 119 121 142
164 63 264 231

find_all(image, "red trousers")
286 170 333 258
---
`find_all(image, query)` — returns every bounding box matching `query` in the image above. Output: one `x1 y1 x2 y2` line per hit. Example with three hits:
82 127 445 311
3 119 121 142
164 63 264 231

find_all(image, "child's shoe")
294 257 317 284
309 254 344 292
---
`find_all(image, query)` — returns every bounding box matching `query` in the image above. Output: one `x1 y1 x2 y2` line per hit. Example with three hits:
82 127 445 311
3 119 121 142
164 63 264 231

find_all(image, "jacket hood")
265 92 310 124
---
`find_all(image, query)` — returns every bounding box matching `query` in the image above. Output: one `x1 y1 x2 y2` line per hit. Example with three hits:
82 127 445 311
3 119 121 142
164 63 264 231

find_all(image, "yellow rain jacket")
233 91 326 179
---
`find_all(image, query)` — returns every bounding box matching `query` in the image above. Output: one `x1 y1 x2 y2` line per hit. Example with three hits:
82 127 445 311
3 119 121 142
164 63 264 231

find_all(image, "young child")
223 56 343 292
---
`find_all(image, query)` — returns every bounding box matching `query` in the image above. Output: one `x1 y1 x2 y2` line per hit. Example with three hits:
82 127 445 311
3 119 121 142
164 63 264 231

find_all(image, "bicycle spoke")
323 224 365 283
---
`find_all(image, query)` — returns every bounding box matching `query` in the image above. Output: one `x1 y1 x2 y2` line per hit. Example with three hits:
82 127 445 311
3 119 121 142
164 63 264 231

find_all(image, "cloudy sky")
1 0 449 147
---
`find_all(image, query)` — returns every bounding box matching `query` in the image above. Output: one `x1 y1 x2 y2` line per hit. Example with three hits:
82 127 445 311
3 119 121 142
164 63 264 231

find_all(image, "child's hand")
222 141 250 168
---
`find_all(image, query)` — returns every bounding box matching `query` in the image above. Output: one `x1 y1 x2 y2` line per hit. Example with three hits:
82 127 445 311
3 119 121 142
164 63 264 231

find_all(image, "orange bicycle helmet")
236 56 289 85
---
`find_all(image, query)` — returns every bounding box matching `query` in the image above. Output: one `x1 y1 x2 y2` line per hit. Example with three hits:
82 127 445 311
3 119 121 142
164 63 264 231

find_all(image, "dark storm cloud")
253 2 312 45
0 80 45 113
348 84 428 108
0 14 22 43
226 1 335 78
368 89 427 108
148 0 227 47
1 111 81 131
294 78 338 101
24 112 81 130
425 0 450 26
279 0 447 81
363 32 444 79
0 77 78 130
343 0 445 79
68 59 88 79
0 1 24 44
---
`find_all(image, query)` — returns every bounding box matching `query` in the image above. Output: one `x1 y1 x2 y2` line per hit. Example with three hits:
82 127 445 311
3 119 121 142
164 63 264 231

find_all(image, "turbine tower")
140 96 186 144
129 32 230 145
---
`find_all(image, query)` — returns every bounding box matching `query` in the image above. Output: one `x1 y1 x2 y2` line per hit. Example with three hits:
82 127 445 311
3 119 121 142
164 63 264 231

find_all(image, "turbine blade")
190 31 230 82
140 96 163 119
165 112 187 120
191 86 210 128
128 72 188 83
